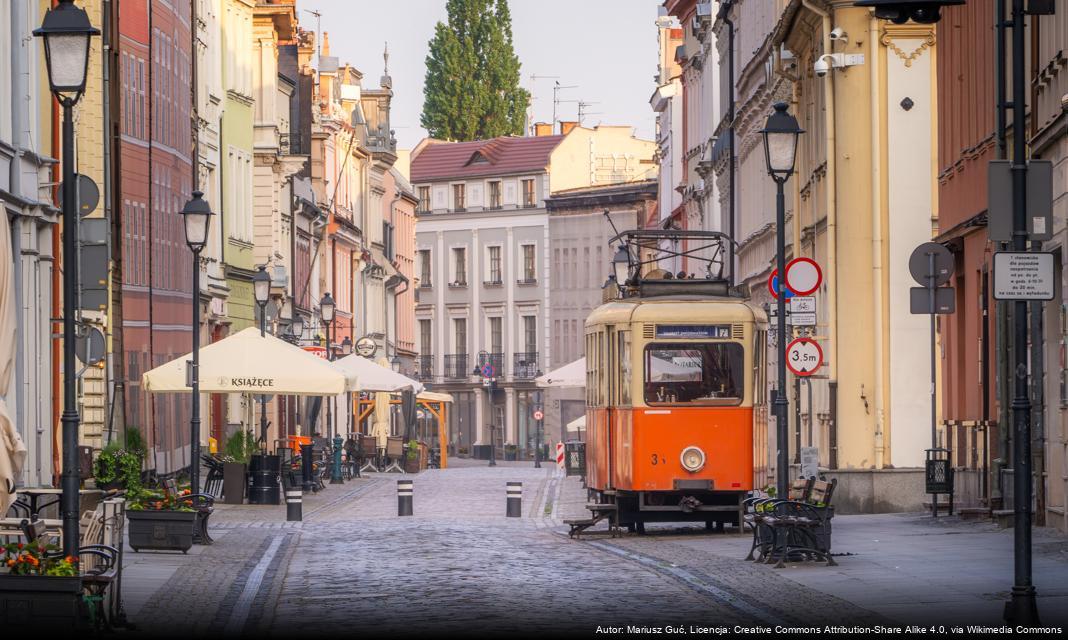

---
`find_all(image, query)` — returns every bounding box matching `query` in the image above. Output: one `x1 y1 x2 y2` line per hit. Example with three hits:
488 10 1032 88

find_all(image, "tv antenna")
528 74 560 135
304 9 322 67
553 81 578 135
578 100 601 126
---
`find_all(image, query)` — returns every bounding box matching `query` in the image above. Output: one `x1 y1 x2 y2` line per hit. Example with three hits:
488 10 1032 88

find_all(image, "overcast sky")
299 0 661 150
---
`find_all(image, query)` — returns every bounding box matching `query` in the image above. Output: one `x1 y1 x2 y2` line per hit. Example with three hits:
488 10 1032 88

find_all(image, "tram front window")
644 343 743 406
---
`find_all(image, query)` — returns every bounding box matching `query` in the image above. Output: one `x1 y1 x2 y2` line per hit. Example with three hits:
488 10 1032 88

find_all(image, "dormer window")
469 151 490 164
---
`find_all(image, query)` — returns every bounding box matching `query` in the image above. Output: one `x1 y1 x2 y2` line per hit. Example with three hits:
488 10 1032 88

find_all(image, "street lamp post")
319 293 343 484
761 102 803 499
34 0 99 559
180 191 213 499
253 266 271 448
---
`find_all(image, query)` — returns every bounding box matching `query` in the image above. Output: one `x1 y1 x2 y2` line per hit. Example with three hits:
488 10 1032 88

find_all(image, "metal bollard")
397 480 413 516
506 481 522 518
285 487 303 521
301 443 315 493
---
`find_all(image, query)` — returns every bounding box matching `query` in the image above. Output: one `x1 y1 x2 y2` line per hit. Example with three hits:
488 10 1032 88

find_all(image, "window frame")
642 342 745 407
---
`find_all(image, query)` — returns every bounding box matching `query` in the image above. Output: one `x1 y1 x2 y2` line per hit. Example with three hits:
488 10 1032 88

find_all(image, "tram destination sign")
656 325 732 339
993 252 1055 301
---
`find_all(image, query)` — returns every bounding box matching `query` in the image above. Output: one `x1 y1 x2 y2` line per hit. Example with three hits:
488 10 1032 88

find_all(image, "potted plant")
403 440 421 474
504 444 518 461
92 443 143 492
0 542 86 627
222 430 256 504
126 488 197 553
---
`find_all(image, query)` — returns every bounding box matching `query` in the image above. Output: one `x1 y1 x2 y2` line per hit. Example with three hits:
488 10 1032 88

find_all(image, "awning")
332 353 423 393
536 357 586 388
142 327 353 395
418 391 453 403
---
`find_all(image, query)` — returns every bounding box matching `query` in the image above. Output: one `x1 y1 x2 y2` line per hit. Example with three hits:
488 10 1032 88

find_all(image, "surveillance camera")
814 57 831 78
830 27 847 41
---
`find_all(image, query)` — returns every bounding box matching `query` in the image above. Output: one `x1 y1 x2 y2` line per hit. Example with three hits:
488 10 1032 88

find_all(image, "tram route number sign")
785 338 823 377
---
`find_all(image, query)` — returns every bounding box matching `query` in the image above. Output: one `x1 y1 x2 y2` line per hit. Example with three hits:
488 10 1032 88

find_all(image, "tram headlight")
680 446 706 473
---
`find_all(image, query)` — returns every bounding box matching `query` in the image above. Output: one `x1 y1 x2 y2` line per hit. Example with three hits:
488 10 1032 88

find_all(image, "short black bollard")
285 487 303 521
397 480 413 516
301 443 315 494
506 481 522 518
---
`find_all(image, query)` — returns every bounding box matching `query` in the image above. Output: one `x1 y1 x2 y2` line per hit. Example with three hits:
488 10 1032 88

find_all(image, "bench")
757 478 838 568
743 477 812 562
163 479 216 545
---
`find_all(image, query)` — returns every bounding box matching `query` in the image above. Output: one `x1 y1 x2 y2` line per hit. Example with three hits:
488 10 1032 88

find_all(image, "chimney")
322 32 330 57
560 121 579 136
533 122 553 137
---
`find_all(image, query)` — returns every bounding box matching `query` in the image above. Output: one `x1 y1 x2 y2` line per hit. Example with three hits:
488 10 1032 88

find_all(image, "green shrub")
123 426 147 456
94 443 143 491
224 430 257 464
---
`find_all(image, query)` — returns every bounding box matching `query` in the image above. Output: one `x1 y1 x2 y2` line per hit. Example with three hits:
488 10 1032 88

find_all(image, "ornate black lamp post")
760 102 802 500
34 0 99 558
318 293 343 484
253 266 271 448
180 191 213 498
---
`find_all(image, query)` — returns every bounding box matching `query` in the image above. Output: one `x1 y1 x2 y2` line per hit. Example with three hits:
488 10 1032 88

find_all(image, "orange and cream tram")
584 229 767 532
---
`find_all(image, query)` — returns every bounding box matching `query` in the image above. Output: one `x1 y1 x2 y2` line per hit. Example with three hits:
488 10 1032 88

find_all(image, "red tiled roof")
411 135 565 183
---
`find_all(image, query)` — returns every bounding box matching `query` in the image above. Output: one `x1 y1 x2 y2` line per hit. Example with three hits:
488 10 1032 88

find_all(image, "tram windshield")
643 343 743 406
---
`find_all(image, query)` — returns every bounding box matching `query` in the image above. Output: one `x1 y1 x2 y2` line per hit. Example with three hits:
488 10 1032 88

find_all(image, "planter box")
0 575 86 628
128 509 196 553
223 462 247 504
403 456 420 474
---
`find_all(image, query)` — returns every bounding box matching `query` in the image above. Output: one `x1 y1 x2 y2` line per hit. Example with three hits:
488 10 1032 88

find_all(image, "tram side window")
644 343 744 406
618 331 631 406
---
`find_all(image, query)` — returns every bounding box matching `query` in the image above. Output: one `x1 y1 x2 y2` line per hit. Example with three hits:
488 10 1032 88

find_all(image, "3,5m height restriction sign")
785 338 823 376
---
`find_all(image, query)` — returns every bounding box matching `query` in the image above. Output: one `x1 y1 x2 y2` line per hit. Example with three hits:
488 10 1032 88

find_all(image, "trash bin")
925 447 953 516
564 441 586 477
248 454 281 505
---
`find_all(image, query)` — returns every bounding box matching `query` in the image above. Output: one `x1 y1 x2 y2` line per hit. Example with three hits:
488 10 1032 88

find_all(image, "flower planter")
127 509 197 553
223 461 248 504
0 575 87 628
403 457 420 474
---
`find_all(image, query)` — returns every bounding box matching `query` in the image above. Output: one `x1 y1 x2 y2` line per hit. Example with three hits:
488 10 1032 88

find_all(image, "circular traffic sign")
75 326 106 365
480 363 496 378
767 270 795 300
785 257 822 296
785 337 823 376
533 409 544 421
908 242 954 287
57 174 100 218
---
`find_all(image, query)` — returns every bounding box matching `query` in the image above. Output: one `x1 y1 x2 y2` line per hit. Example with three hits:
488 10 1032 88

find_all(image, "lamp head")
253 265 271 307
760 102 803 182
181 190 214 253
320 292 336 323
34 0 99 105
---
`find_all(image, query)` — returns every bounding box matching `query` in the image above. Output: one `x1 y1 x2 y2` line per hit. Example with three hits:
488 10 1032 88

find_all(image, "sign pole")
929 250 937 451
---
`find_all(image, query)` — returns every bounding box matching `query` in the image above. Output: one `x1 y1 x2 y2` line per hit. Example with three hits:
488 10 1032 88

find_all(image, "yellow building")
717 1 939 512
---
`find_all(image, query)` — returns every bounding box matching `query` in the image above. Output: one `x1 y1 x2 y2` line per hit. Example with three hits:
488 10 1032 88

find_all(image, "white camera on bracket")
829 27 848 42
813 53 865 78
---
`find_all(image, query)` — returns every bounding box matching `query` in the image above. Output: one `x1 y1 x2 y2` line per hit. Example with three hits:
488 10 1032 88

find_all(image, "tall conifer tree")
422 0 530 140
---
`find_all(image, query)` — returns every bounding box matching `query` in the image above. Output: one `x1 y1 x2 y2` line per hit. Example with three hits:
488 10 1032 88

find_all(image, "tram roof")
586 297 765 328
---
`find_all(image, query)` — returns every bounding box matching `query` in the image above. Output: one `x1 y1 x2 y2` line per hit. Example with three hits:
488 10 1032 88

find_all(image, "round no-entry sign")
785 257 822 296
785 338 823 376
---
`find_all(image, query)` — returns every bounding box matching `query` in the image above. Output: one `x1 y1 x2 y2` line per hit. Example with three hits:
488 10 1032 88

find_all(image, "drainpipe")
717 0 736 285
802 0 840 468
869 15 886 470
50 2 62 482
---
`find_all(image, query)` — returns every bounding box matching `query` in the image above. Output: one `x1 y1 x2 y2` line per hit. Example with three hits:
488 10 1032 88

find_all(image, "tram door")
605 326 616 490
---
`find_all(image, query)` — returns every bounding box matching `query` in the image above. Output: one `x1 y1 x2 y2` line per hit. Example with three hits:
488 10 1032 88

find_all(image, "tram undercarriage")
587 488 745 534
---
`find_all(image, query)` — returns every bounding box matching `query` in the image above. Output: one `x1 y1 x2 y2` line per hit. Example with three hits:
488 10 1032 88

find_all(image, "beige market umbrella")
0 216 26 515
142 327 353 395
332 353 423 393
536 357 586 388
372 391 392 450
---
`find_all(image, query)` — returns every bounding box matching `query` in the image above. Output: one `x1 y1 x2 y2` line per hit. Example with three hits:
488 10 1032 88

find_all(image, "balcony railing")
513 352 539 379
483 278 503 287
516 277 537 285
444 354 469 379
415 355 434 381
474 353 504 378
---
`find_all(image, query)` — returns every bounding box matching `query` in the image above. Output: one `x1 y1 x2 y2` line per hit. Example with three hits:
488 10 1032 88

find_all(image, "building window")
489 181 502 209
418 186 430 212
521 179 535 207
418 249 432 287
454 318 467 354
453 183 466 211
489 317 502 355
419 319 432 355
521 244 536 282
523 315 537 354
488 246 502 283
452 247 467 285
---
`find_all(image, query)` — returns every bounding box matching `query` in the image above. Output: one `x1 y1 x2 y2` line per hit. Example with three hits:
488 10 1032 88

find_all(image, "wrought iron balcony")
415 355 434 381
513 352 539 379
444 354 469 379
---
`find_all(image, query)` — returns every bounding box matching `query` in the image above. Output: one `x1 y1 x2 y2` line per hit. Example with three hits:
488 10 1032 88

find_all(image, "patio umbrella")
401 389 416 441
142 327 354 395
331 353 422 393
0 217 26 515
536 357 586 388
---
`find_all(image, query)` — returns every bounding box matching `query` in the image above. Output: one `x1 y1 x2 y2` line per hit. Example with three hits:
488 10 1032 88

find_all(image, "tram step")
564 518 600 526
585 503 618 511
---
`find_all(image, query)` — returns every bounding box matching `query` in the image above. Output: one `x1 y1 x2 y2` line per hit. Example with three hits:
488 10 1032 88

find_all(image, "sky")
299 0 661 150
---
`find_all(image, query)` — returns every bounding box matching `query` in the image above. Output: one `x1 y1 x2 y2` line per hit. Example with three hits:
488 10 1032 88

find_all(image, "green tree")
422 0 530 140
